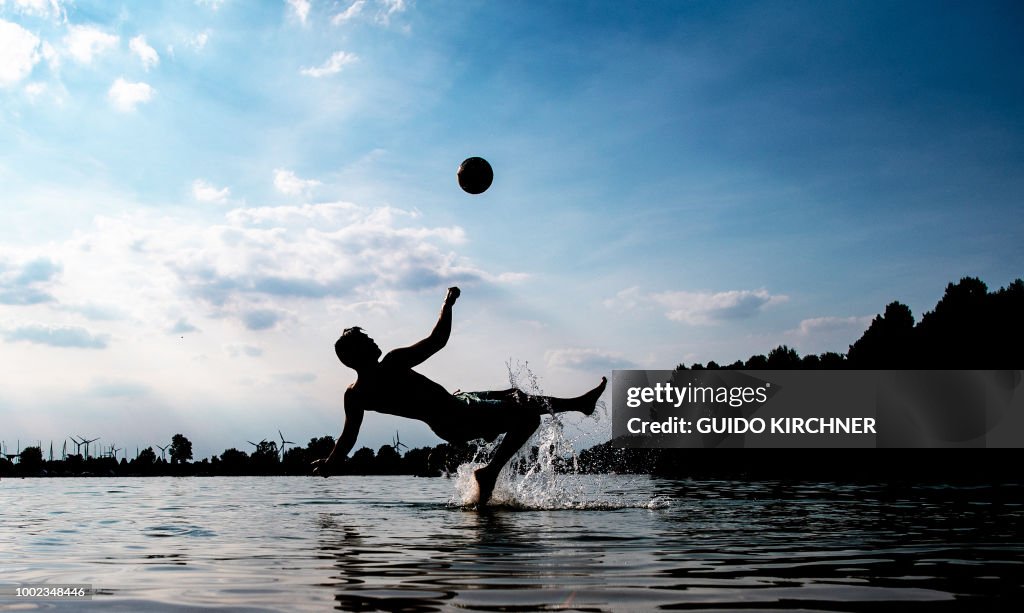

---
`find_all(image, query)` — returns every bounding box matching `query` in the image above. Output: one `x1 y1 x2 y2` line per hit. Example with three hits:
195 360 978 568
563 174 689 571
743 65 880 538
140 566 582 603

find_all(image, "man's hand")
444 286 461 307
311 455 340 478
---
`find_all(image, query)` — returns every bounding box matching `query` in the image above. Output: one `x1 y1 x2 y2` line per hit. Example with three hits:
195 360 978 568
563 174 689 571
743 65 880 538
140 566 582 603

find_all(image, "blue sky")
1 0 1022 459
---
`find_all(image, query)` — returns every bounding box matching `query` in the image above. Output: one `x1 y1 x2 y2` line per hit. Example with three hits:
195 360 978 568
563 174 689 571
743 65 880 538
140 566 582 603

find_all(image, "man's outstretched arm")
312 389 364 477
382 287 460 369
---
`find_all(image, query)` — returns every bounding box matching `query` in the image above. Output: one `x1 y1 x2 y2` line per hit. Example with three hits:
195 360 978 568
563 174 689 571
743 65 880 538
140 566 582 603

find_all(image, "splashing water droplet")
448 361 669 510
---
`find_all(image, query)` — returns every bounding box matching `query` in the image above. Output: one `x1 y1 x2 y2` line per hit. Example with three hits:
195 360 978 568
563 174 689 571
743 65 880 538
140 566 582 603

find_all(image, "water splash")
449 361 670 510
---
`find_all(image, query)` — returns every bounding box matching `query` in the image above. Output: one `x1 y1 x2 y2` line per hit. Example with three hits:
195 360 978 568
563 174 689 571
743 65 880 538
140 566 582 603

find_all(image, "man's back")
349 357 457 422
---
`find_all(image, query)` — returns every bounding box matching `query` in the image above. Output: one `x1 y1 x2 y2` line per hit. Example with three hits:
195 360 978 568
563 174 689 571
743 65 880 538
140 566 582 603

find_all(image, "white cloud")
0 19 41 87
330 0 408 27
273 168 321 196
654 289 787 324
495 272 530 283
378 0 406 22
195 0 225 9
129 35 159 71
287 0 310 25
545 348 636 371
781 315 872 355
607 287 788 325
791 315 871 338
331 0 365 24
23 81 45 100
602 286 644 311
192 179 231 204
10 202 498 333
173 202 487 311
108 77 154 112
300 50 357 78
188 30 211 52
3 0 66 20
63 24 119 65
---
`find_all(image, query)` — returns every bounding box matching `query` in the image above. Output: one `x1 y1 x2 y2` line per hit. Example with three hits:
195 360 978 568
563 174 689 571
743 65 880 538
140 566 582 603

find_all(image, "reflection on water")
1 476 1022 611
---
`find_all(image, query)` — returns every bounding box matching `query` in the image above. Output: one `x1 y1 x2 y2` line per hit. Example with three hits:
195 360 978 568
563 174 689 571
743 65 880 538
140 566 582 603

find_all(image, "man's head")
334 327 381 370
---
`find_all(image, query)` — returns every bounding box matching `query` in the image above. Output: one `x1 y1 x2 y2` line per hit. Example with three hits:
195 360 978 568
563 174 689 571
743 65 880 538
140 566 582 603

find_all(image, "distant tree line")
676 277 1022 371
0 434 486 479
3 277 1019 480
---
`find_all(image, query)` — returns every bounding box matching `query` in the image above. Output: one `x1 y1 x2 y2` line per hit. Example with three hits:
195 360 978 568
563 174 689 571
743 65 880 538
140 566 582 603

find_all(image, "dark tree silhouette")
347 446 376 473
847 301 915 367
169 434 193 465
766 345 801 368
219 448 249 475
306 436 335 459
250 441 279 473
375 444 402 474
137 447 157 465
744 354 768 369
19 446 43 474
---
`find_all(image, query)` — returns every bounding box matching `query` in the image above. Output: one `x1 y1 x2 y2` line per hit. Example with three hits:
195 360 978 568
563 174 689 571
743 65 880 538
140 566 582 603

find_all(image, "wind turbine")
69 436 85 458
2 441 19 464
278 430 295 460
62 440 67 461
156 444 169 462
393 431 408 454
78 435 100 460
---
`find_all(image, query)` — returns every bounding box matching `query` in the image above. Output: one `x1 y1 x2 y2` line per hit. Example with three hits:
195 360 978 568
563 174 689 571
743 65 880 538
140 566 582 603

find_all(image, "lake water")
1 475 1022 611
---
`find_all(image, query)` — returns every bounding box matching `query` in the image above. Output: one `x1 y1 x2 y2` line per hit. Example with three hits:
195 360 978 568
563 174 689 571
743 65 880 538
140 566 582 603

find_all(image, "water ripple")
0 476 1021 611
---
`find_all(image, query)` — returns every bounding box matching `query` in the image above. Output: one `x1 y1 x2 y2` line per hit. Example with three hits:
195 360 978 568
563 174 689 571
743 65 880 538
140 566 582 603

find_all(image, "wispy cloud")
225 343 262 358
195 0 225 10
545 348 636 371
272 371 316 384
374 0 407 26
329 0 407 27
188 30 210 52
273 168 321 196
129 35 159 71
63 302 127 321
300 50 357 78
108 77 154 112
3 324 109 349
4 0 66 21
606 286 788 324
192 179 231 204
331 0 365 25
780 315 872 355
287 0 311 26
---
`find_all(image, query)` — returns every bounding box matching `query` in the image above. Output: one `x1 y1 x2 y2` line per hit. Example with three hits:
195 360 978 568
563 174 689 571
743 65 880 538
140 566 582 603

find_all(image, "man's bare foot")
581 376 607 416
474 466 498 506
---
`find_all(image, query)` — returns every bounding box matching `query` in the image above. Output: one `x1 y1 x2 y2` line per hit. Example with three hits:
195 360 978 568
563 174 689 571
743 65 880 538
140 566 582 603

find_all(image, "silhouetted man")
312 287 606 505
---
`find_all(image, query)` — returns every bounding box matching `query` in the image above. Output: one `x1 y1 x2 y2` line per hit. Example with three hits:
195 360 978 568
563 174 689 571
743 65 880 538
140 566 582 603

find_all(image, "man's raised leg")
514 376 607 416
472 377 606 506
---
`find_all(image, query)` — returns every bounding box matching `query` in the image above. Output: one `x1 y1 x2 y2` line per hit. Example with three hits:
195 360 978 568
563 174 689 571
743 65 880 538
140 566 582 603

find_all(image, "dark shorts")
429 390 527 443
